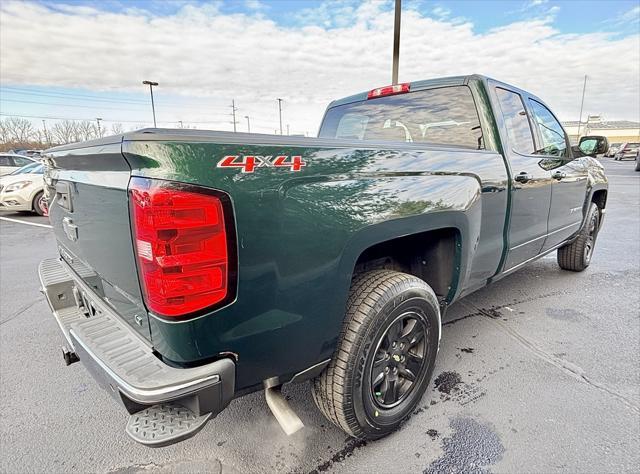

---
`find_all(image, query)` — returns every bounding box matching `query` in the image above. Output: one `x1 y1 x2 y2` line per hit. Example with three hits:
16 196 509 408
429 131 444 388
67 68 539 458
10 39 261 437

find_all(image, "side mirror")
578 136 608 157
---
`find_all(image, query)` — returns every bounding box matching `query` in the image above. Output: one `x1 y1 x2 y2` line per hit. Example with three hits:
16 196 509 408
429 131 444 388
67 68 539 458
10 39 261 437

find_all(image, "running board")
265 386 304 436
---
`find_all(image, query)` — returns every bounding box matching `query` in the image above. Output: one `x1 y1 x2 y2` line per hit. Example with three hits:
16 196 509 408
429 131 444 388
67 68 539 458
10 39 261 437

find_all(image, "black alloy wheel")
370 312 428 408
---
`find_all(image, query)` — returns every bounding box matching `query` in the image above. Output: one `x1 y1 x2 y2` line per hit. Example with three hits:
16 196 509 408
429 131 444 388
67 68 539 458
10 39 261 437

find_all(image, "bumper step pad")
126 403 212 447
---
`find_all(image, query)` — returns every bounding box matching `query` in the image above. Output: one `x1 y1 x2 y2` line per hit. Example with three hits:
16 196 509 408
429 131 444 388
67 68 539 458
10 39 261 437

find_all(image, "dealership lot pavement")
1 159 638 473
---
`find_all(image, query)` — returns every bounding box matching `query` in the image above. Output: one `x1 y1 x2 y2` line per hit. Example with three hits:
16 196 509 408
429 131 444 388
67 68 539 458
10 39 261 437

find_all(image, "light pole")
96 118 102 137
230 100 239 132
392 0 401 84
576 75 587 139
42 120 49 146
244 115 251 133
142 80 159 127
277 98 283 135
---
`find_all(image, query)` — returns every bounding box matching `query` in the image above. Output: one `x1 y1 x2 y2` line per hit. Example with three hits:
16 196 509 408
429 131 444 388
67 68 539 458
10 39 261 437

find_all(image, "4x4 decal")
217 155 306 173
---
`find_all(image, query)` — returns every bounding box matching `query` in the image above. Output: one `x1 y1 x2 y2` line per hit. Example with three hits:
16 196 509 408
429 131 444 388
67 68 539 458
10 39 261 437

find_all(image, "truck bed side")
120 132 508 390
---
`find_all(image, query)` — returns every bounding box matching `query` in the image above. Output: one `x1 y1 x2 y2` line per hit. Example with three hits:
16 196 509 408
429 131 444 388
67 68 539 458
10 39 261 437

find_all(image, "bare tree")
1 117 35 143
0 119 9 143
76 121 96 141
51 120 78 144
111 122 124 135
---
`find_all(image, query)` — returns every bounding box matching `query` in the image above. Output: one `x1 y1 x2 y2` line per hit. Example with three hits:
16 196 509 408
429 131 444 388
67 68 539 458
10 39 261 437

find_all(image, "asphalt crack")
0 297 43 326
461 301 640 414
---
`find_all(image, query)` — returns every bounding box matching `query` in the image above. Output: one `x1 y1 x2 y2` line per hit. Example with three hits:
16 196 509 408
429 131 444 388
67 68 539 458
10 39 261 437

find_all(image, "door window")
12 156 33 166
0 156 13 166
495 88 535 155
528 99 568 157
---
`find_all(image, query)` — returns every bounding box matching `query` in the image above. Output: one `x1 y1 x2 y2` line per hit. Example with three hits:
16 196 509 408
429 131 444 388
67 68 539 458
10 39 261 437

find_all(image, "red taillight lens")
129 178 235 318
367 83 410 99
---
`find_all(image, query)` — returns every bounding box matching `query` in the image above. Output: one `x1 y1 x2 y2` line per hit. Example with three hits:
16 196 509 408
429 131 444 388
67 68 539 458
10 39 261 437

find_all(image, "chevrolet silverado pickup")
40 75 608 446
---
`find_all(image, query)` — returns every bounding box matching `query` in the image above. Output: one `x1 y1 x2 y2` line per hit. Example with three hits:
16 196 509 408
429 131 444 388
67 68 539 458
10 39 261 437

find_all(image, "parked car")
0 153 37 176
605 142 621 157
39 74 607 447
0 162 47 215
614 142 640 160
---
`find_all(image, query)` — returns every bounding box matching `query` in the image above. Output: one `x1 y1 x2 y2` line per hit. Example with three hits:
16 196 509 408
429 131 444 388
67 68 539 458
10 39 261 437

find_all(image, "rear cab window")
319 86 484 150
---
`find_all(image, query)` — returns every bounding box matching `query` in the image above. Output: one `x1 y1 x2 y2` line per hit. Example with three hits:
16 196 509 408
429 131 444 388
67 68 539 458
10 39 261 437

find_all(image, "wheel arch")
336 210 473 309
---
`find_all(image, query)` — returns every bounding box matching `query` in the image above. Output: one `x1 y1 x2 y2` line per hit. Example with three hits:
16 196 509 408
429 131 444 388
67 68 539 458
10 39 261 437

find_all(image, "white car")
0 153 37 176
0 162 47 215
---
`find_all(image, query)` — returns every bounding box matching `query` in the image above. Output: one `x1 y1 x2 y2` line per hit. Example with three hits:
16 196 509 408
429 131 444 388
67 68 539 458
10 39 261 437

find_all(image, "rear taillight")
367 83 410 99
129 177 236 319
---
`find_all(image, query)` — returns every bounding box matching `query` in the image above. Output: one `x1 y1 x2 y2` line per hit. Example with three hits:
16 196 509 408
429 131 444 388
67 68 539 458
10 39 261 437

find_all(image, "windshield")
319 86 484 150
10 162 44 175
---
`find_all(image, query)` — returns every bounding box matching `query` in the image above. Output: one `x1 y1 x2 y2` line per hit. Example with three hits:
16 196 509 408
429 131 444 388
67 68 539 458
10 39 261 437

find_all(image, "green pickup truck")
40 75 608 446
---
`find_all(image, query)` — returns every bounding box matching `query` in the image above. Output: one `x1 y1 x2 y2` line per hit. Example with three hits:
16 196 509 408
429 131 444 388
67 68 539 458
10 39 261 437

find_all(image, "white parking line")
0 216 52 229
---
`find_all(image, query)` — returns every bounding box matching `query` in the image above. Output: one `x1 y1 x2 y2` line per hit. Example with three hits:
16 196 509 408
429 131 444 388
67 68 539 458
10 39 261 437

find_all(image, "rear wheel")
557 202 600 272
312 270 440 440
33 191 47 216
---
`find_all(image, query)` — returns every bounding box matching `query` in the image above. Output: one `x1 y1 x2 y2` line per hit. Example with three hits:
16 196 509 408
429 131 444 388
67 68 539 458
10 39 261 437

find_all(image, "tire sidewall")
350 285 440 438
582 203 599 267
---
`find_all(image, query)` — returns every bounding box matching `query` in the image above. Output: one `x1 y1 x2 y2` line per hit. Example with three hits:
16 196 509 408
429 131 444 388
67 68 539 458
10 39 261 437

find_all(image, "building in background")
564 115 640 144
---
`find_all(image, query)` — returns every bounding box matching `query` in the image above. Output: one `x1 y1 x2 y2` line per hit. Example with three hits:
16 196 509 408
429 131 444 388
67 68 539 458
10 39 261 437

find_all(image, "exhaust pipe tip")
265 385 304 436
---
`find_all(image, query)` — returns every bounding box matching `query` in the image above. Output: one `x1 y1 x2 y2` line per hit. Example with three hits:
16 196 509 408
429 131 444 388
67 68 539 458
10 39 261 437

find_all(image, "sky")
1 0 639 135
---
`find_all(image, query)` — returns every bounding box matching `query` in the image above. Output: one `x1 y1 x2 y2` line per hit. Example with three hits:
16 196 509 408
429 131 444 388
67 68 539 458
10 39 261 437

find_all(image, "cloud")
245 0 267 12
431 6 451 19
1 0 638 134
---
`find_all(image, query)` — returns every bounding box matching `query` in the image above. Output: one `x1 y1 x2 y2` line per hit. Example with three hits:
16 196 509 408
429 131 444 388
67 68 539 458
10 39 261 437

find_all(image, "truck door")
492 86 553 270
526 99 589 251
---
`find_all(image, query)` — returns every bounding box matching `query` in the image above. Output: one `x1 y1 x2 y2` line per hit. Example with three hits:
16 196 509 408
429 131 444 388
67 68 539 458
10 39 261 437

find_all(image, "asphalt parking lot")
1 158 638 474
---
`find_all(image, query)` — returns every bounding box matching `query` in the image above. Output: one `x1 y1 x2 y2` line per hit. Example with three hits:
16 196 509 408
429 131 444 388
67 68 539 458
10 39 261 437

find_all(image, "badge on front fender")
217 155 306 173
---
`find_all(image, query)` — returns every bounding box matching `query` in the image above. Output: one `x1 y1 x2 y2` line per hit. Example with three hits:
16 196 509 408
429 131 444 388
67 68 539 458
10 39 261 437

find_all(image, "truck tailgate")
45 139 151 340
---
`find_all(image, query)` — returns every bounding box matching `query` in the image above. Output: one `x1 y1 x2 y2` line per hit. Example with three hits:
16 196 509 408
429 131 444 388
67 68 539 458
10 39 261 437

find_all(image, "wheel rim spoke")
402 353 423 381
401 320 425 348
385 319 403 346
383 379 398 404
371 357 387 387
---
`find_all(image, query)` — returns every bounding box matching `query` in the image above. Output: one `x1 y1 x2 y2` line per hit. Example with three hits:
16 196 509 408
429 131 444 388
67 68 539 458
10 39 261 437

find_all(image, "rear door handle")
514 172 533 184
552 171 567 180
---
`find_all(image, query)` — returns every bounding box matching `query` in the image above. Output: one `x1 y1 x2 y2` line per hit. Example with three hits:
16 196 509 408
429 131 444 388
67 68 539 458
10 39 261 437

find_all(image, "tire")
557 202 600 272
312 270 440 440
32 191 47 216
635 157 640 171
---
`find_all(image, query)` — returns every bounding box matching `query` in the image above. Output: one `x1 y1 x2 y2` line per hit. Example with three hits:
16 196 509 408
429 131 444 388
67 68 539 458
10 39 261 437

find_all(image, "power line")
0 89 242 116
0 112 281 128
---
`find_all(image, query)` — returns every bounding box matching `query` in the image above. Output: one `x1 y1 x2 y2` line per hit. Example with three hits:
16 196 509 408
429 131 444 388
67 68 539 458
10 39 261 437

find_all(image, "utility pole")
230 100 239 132
392 0 401 84
277 98 283 135
286 124 290 136
142 80 159 127
42 120 49 146
576 75 587 138
96 118 102 137
244 115 251 133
